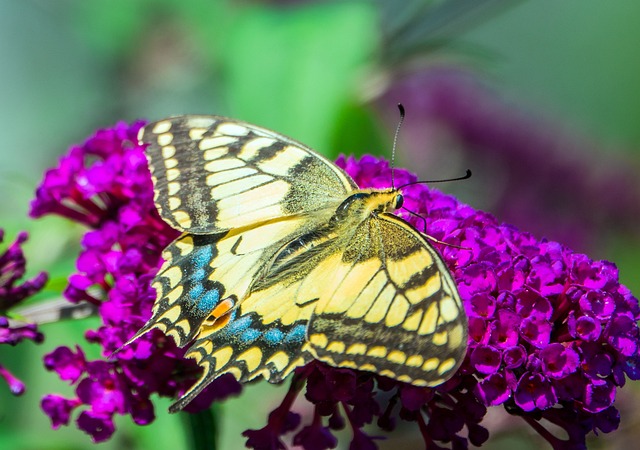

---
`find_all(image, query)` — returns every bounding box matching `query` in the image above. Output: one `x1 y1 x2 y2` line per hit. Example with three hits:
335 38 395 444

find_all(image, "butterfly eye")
395 194 404 210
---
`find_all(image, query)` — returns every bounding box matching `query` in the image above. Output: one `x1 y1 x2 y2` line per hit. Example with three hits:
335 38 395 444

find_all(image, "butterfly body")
132 115 467 411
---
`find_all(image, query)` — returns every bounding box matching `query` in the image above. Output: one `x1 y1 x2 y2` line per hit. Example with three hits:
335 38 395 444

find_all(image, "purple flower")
514 372 558 411
32 121 640 450
0 229 48 394
503 345 526 369
0 231 48 312
43 345 86 383
348 429 379 450
583 379 615 414
41 394 81 429
77 410 115 443
31 122 241 441
568 312 601 341
243 400 301 450
470 345 502 374
475 373 512 406
76 361 127 416
540 344 579 379
293 414 338 450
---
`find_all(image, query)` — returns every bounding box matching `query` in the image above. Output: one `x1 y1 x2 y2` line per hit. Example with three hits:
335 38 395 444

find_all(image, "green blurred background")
1 1 639 449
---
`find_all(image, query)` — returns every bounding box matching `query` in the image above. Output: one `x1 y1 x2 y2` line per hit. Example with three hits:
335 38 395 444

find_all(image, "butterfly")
131 115 468 412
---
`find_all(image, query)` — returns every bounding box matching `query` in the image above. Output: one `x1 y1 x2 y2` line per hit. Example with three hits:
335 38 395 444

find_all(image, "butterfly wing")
134 114 355 350
305 213 467 386
140 115 357 234
170 223 343 411
170 301 313 412
133 211 336 413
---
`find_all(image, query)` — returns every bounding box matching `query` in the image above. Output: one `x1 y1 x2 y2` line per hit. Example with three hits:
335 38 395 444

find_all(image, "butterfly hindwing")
170 310 311 412
140 116 356 233
132 212 336 347
166 224 337 411
132 233 228 347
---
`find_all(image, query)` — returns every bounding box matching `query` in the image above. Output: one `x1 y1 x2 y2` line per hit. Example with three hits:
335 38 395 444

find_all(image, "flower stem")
182 406 219 450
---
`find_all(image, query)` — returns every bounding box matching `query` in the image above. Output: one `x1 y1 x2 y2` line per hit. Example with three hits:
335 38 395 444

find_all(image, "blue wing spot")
189 268 206 283
192 246 213 269
263 328 284 346
188 284 204 301
225 315 253 334
197 289 220 312
285 325 306 344
240 328 261 344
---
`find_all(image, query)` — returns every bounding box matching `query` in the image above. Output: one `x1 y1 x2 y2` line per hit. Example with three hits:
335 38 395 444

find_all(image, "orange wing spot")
212 298 235 318
201 298 236 333
201 310 233 334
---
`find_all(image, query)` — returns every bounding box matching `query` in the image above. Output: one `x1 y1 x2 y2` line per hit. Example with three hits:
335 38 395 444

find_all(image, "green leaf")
182 407 219 450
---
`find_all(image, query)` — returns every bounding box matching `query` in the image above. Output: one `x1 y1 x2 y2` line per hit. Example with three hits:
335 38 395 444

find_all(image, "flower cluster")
0 229 47 394
31 121 639 449
30 122 241 442
243 155 640 449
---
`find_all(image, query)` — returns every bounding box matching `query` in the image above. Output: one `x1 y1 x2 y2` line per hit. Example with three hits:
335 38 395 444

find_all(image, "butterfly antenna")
398 169 472 189
391 103 405 189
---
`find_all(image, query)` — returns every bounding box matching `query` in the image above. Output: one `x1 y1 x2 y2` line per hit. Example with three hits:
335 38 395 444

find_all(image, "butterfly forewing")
134 114 468 412
140 115 356 233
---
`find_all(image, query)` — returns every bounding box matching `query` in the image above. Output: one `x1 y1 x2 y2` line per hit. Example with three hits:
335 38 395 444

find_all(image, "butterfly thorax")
254 188 403 291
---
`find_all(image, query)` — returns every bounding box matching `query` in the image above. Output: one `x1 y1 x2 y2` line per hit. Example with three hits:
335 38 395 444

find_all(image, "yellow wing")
140 115 356 234
133 115 358 410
